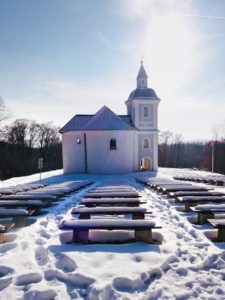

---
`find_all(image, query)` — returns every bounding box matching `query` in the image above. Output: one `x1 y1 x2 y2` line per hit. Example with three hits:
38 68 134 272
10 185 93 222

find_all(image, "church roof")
128 87 160 101
137 63 148 78
59 106 135 133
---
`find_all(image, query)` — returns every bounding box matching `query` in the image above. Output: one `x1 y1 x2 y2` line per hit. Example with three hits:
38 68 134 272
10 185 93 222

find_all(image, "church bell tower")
125 61 161 171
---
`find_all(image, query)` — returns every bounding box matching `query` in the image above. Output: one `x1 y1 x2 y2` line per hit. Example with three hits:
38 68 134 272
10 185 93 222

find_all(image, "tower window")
143 106 149 117
110 139 117 150
143 138 150 148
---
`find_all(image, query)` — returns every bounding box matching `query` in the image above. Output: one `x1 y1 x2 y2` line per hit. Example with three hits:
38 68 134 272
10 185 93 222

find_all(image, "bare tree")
0 97 10 124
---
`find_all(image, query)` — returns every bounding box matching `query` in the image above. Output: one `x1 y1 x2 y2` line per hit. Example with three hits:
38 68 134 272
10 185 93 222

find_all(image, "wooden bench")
158 186 209 195
59 219 161 244
176 196 225 212
207 219 225 242
0 194 57 201
80 198 145 207
0 223 14 243
167 191 225 199
0 200 50 215
71 206 151 219
0 208 34 227
84 192 140 198
190 204 225 224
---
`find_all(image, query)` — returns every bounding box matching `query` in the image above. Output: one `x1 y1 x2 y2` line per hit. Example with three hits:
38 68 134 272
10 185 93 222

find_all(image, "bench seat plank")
71 206 150 219
0 194 56 201
168 191 225 199
84 192 140 198
159 186 209 194
176 196 225 211
80 198 145 207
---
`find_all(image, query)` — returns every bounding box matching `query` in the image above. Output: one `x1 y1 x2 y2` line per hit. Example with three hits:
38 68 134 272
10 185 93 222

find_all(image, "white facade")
60 62 161 174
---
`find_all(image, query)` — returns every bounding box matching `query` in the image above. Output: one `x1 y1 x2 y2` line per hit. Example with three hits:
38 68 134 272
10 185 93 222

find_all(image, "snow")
0 168 225 299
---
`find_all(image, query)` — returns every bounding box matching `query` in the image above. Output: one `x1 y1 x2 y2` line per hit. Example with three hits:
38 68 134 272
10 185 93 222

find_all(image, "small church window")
143 106 149 117
76 138 81 144
110 139 117 150
143 138 150 148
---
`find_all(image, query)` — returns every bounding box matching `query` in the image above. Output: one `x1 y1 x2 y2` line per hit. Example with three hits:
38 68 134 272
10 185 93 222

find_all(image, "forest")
0 98 225 180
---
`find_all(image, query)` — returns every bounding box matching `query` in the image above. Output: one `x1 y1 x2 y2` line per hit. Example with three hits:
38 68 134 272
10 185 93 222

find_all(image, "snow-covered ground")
0 168 225 300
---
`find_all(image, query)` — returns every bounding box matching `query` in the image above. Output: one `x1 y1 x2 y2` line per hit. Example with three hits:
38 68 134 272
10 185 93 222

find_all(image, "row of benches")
0 180 93 243
59 184 161 244
173 175 225 186
136 177 225 242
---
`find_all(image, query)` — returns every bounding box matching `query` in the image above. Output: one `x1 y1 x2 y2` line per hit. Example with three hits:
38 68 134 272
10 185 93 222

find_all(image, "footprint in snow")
44 269 95 288
0 277 12 291
0 242 17 254
35 246 49 266
14 272 42 286
144 267 163 285
54 252 77 273
0 266 14 278
23 289 57 300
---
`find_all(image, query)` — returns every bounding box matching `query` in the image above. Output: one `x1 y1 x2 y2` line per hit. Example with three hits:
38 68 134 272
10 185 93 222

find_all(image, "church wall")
62 132 86 173
86 130 135 174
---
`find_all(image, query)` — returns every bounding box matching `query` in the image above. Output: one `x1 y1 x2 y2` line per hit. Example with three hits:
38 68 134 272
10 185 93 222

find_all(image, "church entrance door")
140 157 151 171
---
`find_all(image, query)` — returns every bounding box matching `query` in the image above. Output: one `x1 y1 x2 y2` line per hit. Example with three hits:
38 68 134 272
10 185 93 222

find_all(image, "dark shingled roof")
128 87 160 101
59 106 135 133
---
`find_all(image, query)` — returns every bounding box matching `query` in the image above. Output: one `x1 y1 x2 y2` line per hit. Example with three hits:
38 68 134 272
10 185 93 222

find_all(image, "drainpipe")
84 133 87 173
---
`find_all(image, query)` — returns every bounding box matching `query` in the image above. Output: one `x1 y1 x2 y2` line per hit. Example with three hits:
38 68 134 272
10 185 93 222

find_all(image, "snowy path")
0 171 225 299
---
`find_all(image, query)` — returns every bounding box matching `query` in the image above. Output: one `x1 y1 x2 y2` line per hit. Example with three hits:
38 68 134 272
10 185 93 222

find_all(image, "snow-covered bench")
167 191 225 199
176 196 225 212
0 194 56 201
0 223 14 243
71 206 151 219
207 219 225 242
0 200 50 215
190 204 225 224
59 219 161 244
0 208 34 227
80 198 145 207
158 185 209 195
84 191 140 198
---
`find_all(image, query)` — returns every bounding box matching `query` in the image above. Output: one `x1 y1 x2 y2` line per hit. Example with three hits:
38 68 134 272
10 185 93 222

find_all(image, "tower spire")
137 59 148 88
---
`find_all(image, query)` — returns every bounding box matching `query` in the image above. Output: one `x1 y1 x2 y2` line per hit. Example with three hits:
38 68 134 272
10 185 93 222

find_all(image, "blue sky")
0 0 225 141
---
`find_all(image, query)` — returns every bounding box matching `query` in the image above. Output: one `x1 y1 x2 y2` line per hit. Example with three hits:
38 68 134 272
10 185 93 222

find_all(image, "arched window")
110 139 117 150
143 106 149 117
143 138 150 148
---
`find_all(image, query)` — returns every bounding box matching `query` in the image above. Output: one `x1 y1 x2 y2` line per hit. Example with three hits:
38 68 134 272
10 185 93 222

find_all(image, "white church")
60 61 161 174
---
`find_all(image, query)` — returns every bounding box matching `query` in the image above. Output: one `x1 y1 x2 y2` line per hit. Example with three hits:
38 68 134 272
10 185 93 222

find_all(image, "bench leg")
135 229 153 243
73 229 89 244
198 212 214 225
132 213 145 220
32 207 41 216
218 226 225 242
184 202 195 212
14 216 27 227
0 233 5 244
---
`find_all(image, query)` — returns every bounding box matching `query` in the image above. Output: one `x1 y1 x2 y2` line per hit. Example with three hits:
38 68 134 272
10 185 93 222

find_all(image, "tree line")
158 129 225 174
0 98 62 180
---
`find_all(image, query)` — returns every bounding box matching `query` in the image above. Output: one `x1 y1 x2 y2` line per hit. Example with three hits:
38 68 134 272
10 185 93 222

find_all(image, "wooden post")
0 233 5 244
135 229 153 243
218 225 225 242
73 229 89 244
84 133 88 173
212 142 215 173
